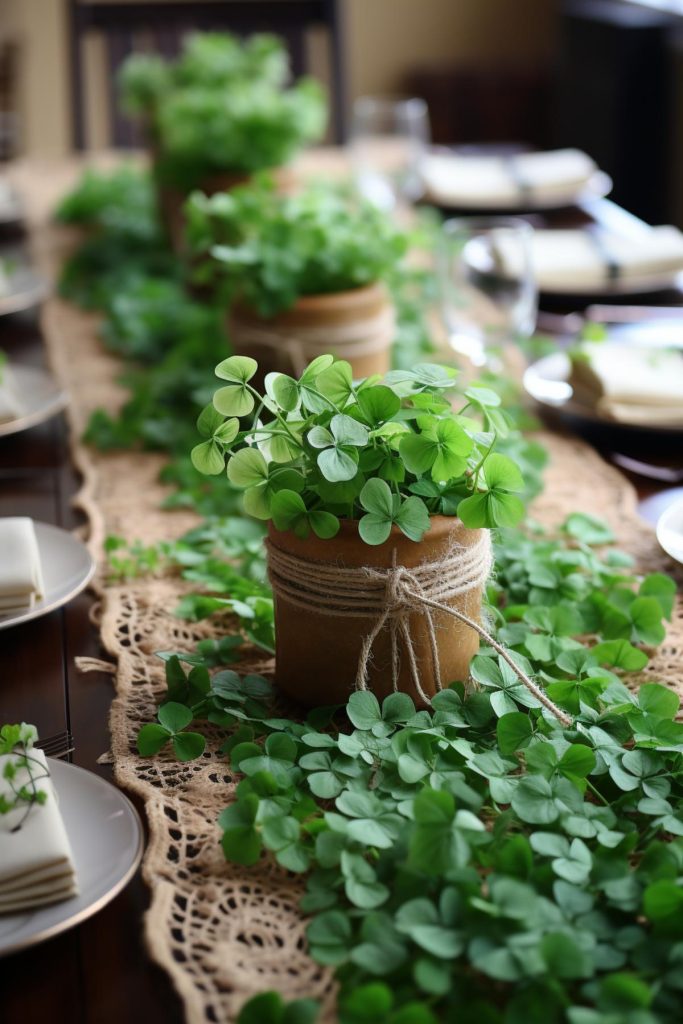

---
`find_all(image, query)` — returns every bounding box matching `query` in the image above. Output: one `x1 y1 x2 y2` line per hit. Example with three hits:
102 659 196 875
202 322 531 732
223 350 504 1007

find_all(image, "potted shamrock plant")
185 181 407 380
191 354 526 707
119 32 326 249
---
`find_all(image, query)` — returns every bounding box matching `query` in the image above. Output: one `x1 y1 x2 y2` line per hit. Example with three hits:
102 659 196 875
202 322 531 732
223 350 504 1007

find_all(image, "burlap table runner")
9 157 683 1024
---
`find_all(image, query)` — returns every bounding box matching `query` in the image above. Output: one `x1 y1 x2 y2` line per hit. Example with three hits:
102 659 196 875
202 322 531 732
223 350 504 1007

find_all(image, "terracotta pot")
267 516 485 709
230 283 394 382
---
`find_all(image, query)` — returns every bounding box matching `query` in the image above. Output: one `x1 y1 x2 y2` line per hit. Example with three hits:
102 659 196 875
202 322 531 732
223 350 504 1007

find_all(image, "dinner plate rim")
656 496 683 565
0 268 49 316
0 364 69 438
424 170 613 212
523 350 683 436
0 522 96 631
0 758 144 957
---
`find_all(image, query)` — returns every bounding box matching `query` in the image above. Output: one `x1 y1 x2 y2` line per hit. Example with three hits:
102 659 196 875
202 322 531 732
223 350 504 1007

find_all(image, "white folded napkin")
0 747 78 912
422 148 597 207
570 342 683 425
0 357 21 423
498 227 683 292
0 518 45 615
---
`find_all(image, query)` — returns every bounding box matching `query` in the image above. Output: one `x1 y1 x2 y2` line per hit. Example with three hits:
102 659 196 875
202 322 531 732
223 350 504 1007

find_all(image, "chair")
68 0 346 148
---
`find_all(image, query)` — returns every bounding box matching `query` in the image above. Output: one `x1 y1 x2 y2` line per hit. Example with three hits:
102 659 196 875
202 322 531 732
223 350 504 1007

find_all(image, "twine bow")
266 535 572 727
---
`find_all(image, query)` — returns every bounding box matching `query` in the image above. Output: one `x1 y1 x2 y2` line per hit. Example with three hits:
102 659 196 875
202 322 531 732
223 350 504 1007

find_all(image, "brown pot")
230 283 394 382
267 516 485 709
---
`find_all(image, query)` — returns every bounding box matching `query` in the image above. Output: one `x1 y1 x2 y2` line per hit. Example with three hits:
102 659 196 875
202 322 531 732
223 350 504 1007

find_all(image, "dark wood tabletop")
0 191 682 1023
0 308 183 1024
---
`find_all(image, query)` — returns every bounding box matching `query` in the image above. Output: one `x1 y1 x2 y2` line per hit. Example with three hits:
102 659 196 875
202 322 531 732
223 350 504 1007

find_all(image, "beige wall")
0 0 71 157
0 0 556 157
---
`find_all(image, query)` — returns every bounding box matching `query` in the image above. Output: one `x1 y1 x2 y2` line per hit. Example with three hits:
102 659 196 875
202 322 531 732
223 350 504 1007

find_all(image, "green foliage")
192 354 527 541
54 165 159 241
131 506 677 1023
186 181 408 315
119 32 326 187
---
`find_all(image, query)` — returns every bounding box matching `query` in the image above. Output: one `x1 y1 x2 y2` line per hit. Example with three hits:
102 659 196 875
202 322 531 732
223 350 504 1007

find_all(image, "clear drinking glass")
350 96 430 211
438 216 537 368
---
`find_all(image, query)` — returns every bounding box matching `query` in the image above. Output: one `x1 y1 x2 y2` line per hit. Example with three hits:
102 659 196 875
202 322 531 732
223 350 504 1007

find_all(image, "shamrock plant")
191 354 525 542
119 32 325 190
185 181 408 315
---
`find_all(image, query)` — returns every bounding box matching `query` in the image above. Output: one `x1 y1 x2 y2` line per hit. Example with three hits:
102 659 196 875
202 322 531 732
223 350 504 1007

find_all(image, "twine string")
266 535 572 727
232 306 395 377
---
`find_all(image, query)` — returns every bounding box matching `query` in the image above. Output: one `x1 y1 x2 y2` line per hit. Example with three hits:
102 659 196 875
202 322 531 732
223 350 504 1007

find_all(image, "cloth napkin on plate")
0 357 21 423
0 747 78 913
570 342 683 426
499 227 683 293
0 518 45 615
422 148 597 207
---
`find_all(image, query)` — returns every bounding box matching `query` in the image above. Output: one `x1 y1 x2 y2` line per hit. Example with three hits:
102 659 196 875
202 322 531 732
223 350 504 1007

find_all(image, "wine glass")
350 96 430 212
438 216 537 369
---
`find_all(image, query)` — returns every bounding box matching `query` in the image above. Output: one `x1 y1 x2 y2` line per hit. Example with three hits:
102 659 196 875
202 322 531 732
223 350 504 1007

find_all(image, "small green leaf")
158 701 193 734
137 723 170 756
172 731 206 762
496 712 532 754
190 439 225 475
227 448 269 488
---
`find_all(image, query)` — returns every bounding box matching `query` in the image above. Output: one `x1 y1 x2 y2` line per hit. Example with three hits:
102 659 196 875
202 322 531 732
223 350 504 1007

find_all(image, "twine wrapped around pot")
266 533 572 726
231 299 394 378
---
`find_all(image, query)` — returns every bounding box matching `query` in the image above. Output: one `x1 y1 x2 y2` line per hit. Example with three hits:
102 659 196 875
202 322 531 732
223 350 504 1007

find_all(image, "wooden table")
0 190 682 1023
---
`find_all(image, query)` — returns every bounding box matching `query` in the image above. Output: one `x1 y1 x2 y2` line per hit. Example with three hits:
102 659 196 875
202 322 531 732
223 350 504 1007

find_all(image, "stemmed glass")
350 96 430 212
437 216 537 369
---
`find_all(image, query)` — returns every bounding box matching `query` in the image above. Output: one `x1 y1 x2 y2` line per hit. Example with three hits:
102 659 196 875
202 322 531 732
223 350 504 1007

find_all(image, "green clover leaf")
271 489 340 540
308 413 369 483
358 478 430 545
399 418 472 482
457 452 526 528
190 404 239 475
213 355 258 416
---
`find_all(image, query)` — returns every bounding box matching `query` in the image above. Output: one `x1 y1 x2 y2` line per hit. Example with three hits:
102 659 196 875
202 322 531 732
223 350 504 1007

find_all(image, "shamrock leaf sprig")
0 724 49 830
185 180 407 316
191 354 526 543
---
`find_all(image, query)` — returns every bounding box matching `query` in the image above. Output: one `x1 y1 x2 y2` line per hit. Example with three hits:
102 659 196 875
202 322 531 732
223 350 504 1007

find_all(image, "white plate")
0 522 96 630
0 364 68 438
656 496 683 564
523 351 683 435
0 758 143 956
425 170 613 212
0 265 49 316
0 185 23 226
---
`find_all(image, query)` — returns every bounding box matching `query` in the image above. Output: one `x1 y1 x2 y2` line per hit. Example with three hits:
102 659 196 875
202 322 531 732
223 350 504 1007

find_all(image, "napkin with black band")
570 341 683 426
422 148 598 207
0 517 45 615
498 226 683 293
0 746 78 913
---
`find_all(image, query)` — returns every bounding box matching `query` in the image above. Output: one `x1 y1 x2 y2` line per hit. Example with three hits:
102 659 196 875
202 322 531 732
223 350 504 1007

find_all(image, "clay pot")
267 516 485 709
230 283 394 382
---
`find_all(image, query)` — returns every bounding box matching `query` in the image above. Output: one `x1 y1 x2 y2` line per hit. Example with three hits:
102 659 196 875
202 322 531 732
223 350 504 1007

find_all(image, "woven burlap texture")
13 157 683 1024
